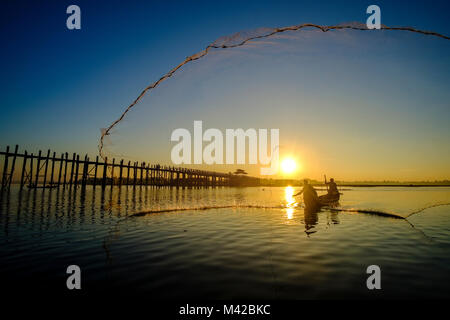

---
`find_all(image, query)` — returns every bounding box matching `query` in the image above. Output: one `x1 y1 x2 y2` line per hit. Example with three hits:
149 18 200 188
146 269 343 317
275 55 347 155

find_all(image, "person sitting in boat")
326 178 339 195
294 179 318 205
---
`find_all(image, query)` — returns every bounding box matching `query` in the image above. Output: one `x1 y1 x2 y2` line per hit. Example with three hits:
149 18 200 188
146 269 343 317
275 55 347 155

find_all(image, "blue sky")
1 0 449 179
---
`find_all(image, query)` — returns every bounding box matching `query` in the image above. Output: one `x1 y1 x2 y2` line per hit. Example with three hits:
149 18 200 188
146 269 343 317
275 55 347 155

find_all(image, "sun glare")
281 158 297 174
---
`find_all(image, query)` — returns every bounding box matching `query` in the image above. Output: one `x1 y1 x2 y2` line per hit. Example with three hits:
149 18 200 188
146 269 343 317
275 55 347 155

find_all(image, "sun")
281 158 297 174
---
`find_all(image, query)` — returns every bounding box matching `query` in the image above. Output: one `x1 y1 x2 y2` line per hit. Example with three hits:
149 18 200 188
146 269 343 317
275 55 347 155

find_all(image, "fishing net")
99 22 450 179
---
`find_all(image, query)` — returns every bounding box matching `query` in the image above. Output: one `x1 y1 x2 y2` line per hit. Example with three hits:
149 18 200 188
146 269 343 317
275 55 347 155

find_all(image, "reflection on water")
0 185 450 298
303 207 319 236
284 186 297 220
0 185 330 236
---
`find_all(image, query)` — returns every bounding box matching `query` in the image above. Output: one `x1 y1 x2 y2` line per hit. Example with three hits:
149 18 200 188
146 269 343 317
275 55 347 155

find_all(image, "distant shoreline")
327 184 450 187
263 182 450 187
260 180 450 188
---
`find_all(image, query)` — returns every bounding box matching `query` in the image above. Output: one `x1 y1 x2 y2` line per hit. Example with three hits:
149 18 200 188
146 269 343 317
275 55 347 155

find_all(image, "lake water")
0 185 449 298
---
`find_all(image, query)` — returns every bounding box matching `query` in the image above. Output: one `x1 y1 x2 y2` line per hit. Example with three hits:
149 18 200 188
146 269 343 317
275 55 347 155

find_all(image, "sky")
1 0 449 181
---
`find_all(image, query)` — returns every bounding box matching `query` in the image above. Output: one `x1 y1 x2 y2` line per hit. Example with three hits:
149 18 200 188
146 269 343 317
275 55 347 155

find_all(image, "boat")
318 193 340 206
304 192 340 209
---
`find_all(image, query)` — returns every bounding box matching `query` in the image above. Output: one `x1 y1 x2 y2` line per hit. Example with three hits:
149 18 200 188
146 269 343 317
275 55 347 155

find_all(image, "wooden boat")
304 192 340 209
318 193 340 206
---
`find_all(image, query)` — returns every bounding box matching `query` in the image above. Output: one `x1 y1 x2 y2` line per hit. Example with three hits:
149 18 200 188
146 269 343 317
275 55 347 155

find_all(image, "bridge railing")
0 145 232 191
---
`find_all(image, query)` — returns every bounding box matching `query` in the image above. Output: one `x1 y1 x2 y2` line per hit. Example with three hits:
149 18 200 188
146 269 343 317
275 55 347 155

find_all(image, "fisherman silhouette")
326 178 339 195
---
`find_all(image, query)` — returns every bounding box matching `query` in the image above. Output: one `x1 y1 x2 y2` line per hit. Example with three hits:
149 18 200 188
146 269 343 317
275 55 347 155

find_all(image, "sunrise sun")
281 158 298 174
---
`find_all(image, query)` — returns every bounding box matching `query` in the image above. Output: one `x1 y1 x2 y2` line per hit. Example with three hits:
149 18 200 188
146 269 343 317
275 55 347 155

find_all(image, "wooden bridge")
0 145 243 191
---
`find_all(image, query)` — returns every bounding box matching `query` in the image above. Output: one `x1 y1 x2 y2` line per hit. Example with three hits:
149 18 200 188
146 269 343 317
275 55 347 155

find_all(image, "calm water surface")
0 185 449 298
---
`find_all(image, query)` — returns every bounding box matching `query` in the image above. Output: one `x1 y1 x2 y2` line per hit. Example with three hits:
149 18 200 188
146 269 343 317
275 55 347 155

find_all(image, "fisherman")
326 178 339 195
294 179 318 205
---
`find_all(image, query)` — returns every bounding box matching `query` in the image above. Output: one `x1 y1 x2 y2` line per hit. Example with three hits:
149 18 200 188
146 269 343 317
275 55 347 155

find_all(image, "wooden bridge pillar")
81 155 89 189
74 154 80 188
63 153 68 188
93 156 99 188
118 159 123 187
43 149 50 188
57 153 63 187
50 152 56 186
101 157 108 190
126 161 131 186
69 153 75 188
111 158 115 188
19 150 28 190
35 150 42 187
140 162 145 186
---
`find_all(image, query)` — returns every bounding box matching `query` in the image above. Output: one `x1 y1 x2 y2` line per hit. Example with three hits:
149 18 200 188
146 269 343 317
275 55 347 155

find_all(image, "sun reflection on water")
284 186 298 219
